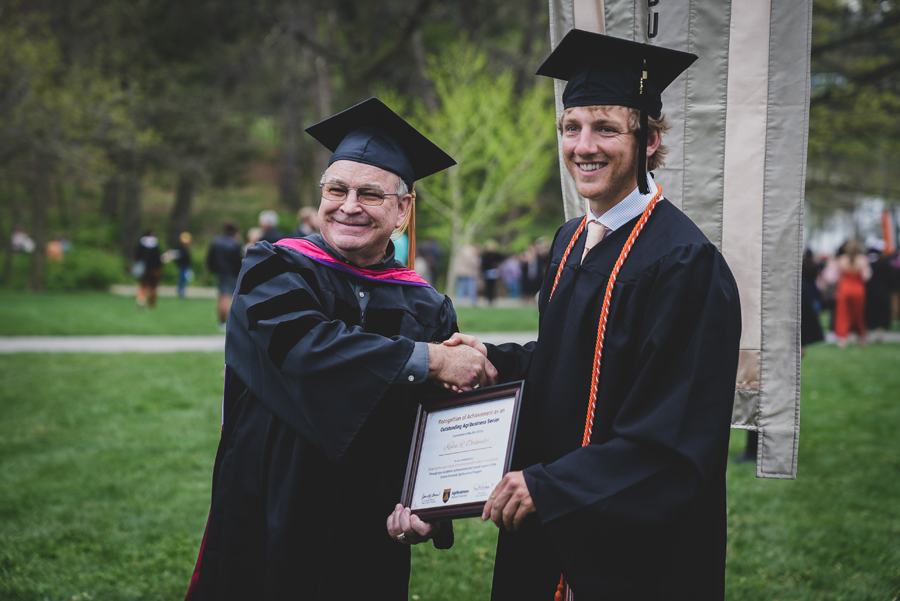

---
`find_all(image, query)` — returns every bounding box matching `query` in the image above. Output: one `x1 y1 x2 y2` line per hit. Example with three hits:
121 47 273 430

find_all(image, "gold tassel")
408 185 416 268
391 184 416 268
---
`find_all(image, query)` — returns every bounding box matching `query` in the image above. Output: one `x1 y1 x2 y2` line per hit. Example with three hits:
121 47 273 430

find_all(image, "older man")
449 31 742 599
186 98 496 600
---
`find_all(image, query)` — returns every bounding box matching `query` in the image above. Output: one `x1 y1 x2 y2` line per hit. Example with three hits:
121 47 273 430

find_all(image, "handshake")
427 333 498 392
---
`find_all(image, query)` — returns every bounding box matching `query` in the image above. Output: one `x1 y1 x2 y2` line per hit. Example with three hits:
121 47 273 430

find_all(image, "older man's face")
318 160 411 266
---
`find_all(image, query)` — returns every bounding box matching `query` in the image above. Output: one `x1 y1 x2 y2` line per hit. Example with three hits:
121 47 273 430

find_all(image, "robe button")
359 292 365 297
408 375 415 382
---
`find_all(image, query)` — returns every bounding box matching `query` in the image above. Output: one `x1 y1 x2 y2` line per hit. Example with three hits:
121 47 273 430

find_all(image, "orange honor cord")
546 185 662 598
549 217 587 302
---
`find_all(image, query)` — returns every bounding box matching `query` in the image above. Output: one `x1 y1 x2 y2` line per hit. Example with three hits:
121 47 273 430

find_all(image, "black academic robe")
486 199 742 600
191 236 457 601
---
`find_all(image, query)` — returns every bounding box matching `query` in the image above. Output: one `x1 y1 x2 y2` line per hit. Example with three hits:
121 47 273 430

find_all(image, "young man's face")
560 105 639 208
318 160 411 267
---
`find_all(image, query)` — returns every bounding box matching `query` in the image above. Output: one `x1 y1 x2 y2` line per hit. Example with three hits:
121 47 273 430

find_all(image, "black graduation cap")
305 97 456 188
537 30 697 193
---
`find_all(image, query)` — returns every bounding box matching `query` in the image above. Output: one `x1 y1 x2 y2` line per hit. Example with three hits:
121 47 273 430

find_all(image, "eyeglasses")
319 182 400 207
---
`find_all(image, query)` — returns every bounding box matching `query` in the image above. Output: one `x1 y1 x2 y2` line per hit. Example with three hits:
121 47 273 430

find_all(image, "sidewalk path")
3 331 897 354
0 332 539 354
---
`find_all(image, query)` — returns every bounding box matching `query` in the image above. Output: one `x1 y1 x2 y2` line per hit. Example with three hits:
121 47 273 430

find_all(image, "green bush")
44 249 127 291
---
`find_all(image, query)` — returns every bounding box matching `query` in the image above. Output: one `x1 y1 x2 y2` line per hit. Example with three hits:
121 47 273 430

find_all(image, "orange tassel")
554 575 566 601
408 188 416 268
547 186 662 599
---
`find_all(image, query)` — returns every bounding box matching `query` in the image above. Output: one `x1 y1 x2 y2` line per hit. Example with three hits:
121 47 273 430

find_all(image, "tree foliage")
808 0 900 210
0 7 151 288
1 0 563 290
384 42 557 291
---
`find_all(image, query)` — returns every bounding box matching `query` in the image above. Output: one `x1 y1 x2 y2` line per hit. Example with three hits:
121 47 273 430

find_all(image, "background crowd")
809 236 900 347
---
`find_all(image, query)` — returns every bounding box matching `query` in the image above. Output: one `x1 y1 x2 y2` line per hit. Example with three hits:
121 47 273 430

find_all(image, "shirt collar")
587 173 657 232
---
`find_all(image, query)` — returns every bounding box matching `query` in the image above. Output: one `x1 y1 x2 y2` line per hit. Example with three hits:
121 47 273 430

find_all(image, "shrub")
44 248 127 291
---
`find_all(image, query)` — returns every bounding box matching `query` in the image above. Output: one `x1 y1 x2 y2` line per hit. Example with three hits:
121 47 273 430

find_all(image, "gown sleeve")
523 243 741 555
224 242 445 464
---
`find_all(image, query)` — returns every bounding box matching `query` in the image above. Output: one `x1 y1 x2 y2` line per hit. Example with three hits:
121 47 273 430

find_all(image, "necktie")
581 220 608 262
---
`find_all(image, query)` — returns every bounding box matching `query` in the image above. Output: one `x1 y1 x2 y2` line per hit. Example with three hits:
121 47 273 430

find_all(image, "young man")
186 98 496 600
462 31 742 599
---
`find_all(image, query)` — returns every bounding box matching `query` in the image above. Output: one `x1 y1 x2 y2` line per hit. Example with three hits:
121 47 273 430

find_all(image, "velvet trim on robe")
486 199 742 600
189 236 458 601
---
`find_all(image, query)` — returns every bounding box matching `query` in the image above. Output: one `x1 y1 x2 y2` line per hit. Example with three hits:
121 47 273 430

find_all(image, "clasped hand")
427 332 497 392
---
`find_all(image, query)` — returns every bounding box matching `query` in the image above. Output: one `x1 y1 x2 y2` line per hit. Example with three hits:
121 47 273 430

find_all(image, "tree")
0 9 146 289
807 0 900 217
388 42 557 293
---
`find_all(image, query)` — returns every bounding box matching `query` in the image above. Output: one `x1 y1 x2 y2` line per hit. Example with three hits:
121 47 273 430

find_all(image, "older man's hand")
428 340 497 391
386 504 440 545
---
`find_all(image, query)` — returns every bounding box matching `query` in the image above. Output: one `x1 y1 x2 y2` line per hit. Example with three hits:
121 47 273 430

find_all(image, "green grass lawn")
0 290 539 336
1 344 898 599
0 291 225 336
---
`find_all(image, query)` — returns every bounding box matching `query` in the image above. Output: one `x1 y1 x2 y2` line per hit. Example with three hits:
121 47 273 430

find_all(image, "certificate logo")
443 488 451 503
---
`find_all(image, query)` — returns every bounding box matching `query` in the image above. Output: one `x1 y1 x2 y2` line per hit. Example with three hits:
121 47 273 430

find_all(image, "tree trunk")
445 212 468 299
28 159 51 291
278 2 303 210
101 173 120 220
0 179 18 285
120 171 143 270
279 92 299 209
412 29 438 113
54 179 69 228
314 11 335 166
167 171 197 248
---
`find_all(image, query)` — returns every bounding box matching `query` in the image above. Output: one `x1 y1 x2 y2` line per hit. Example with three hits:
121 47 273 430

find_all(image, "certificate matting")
401 381 524 520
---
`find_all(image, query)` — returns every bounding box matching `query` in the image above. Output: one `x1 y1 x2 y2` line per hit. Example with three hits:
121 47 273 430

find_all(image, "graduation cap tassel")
637 57 650 195
408 185 416 268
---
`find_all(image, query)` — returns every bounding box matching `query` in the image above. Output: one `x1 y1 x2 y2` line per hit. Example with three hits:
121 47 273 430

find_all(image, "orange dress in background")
834 270 867 339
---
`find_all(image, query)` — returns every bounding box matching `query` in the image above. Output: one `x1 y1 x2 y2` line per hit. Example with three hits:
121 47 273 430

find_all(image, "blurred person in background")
293 206 320 238
500 253 523 299
522 238 549 301
480 240 504 305
819 248 841 333
801 247 825 356
257 209 285 244
244 226 263 255
134 229 162 310
45 234 69 261
206 221 243 331
418 237 443 287
454 241 480 306
164 232 194 298
864 237 892 343
834 239 871 347
11 225 35 253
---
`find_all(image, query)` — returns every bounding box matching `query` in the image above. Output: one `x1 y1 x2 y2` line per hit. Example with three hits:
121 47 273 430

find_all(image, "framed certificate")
401 380 524 521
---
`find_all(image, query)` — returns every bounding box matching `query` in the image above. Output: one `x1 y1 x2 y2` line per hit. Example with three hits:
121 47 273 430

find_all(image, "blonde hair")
556 106 671 172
